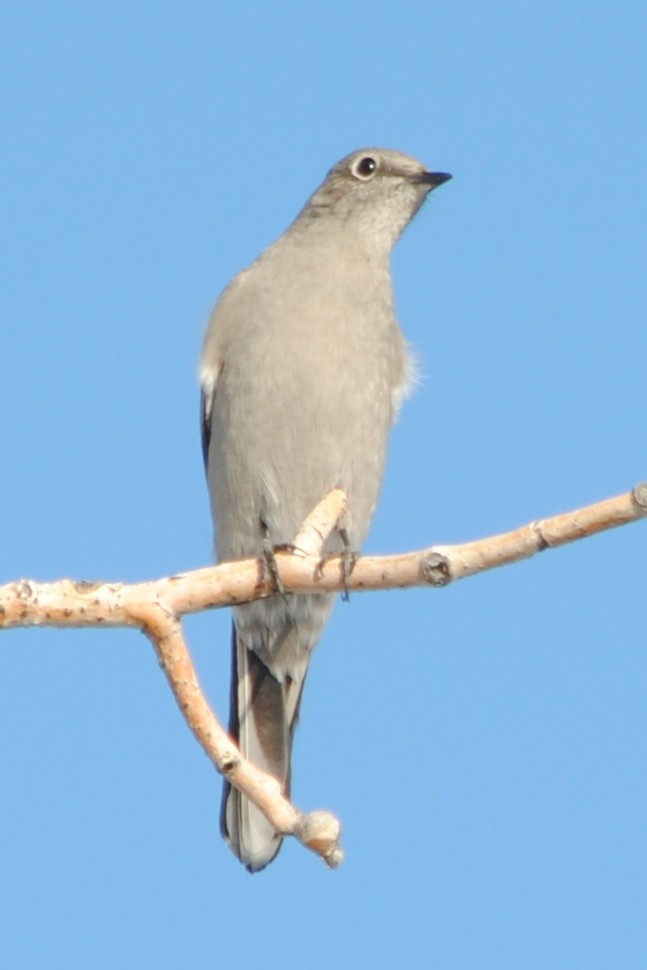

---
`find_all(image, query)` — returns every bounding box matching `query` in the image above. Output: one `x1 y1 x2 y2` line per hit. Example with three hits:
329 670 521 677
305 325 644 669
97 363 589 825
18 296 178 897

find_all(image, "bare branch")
140 609 343 868
0 482 645 867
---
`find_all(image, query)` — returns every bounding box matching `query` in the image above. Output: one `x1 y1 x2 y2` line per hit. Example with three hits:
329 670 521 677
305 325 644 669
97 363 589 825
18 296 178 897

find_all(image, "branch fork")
1 483 645 867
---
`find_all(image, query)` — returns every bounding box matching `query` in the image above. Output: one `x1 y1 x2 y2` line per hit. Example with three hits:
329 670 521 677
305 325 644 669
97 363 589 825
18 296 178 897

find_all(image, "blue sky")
1 3 646 968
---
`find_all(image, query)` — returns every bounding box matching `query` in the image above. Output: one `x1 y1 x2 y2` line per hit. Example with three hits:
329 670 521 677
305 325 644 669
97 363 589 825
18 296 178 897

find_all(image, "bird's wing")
200 385 215 472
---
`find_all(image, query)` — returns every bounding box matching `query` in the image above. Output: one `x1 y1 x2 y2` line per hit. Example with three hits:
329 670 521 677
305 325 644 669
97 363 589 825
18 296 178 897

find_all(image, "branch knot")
421 551 452 587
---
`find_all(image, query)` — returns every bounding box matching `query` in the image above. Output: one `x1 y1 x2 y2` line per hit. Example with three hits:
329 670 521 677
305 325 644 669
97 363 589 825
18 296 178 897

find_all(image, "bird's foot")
317 528 358 601
260 538 295 600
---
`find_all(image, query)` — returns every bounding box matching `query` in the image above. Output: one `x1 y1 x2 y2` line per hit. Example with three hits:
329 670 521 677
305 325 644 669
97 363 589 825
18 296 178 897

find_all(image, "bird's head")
299 148 451 251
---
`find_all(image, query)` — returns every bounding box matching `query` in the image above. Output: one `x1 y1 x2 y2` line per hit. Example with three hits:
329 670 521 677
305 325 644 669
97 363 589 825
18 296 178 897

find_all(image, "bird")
200 147 451 871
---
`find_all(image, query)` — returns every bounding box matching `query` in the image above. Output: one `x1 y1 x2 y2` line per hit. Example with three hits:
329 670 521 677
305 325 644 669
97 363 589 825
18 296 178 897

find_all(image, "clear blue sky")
2 3 646 968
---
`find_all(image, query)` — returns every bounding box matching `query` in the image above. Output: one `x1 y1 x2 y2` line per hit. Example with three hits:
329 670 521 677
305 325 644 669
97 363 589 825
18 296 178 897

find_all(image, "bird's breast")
208 247 400 558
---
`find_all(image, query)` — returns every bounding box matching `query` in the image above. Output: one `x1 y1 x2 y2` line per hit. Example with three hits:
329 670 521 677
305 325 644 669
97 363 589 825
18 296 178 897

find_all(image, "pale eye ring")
351 155 378 180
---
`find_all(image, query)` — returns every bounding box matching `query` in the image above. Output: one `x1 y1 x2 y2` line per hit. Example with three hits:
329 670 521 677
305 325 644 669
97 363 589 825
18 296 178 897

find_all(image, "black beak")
418 171 452 189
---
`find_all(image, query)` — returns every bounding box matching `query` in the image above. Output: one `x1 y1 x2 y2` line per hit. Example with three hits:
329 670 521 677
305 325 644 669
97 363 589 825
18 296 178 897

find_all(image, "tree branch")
1 482 645 867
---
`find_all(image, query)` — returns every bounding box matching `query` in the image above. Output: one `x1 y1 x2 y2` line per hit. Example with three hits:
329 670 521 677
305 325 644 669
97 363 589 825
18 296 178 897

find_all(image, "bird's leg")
259 518 292 600
338 527 359 601
317 526 358 601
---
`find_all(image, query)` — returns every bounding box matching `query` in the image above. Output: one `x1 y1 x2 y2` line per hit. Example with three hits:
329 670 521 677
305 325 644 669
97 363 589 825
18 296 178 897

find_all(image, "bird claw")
260 539 295 600
317 527 358 601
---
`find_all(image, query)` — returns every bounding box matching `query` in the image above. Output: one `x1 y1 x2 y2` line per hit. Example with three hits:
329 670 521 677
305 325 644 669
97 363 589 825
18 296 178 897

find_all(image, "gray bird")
200 148 450 871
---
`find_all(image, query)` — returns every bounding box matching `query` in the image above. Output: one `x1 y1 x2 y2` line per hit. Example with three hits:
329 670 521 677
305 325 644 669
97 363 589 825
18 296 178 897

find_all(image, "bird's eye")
351 155 378 181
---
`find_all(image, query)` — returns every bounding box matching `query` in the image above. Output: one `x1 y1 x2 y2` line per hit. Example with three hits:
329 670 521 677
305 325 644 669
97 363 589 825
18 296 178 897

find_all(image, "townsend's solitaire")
200 148 451 871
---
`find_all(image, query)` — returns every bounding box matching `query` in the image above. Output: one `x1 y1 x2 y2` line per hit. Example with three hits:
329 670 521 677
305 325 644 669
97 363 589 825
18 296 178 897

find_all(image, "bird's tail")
220 623 306 872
